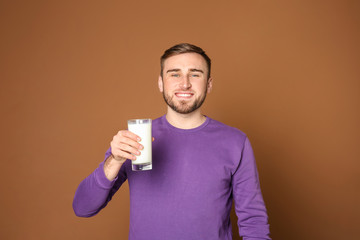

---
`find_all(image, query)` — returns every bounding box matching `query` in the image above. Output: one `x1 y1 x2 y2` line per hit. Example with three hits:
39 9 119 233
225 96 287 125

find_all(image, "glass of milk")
127 119 152 171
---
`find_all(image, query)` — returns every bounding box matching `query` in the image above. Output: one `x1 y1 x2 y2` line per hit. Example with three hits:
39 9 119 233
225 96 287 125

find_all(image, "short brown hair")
160 43 211 78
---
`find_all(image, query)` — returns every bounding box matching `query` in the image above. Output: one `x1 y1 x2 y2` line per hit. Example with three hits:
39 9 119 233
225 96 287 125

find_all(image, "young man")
73 43 271 240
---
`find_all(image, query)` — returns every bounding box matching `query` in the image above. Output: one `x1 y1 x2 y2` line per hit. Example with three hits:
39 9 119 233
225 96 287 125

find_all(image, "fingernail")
139 145 144 150
132 156 137 160
136 151 141 155
137 137 141 142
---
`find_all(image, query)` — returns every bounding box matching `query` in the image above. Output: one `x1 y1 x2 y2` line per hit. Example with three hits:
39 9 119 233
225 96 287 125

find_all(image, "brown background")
0 0 359 239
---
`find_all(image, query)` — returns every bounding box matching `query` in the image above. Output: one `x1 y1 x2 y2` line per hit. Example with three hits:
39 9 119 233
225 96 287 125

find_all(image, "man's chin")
172 106 194 114
163 93 206 114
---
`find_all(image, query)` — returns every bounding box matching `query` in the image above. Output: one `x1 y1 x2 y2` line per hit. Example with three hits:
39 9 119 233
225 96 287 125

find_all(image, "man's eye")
171 74 180 77
191 74 200 77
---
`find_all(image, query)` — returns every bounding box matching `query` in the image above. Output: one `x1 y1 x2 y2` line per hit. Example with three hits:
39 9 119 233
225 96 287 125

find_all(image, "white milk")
127 119 152 170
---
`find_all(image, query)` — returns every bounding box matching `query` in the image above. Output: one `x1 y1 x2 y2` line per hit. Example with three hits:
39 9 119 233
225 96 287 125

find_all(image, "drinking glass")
127 119 152 171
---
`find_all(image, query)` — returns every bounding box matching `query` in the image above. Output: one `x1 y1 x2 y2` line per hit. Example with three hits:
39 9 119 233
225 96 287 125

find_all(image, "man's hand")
111 130 143 163
104 130 143 180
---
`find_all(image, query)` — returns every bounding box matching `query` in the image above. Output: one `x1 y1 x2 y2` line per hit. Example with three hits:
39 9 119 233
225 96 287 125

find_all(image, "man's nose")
180 76 192 89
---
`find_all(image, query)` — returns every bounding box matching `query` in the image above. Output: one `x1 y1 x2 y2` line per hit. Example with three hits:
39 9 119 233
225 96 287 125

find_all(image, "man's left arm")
232 137 271 240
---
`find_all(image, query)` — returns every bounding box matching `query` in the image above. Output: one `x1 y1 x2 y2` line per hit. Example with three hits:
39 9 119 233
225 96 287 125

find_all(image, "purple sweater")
73 115 271 240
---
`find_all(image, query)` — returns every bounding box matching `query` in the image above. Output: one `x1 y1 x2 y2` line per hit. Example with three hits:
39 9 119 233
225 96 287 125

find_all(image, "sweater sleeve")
232 137 271 240
72 148 128 217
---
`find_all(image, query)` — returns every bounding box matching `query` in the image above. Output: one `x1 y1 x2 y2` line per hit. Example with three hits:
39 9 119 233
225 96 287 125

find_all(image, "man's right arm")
72 130 143 217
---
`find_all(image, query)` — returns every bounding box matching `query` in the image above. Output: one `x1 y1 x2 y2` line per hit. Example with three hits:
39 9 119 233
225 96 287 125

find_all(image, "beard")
162 89 207 114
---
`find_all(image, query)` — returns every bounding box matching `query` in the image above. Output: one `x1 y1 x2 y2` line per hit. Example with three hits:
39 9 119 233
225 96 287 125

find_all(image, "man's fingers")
118 143 141 156
119 136 143 150
110 130 149 162
110 142 139 160
113 131 143 150
111 147 137 161
119 130 141 142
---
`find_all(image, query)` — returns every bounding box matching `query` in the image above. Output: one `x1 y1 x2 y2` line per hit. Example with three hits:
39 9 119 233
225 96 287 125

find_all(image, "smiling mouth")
175 92 194 98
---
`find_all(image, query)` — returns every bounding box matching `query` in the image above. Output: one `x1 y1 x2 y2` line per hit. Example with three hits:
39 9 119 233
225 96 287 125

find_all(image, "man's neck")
165 107 206 129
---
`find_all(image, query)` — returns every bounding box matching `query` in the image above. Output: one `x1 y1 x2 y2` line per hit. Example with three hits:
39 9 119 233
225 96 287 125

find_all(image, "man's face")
158 53 213 114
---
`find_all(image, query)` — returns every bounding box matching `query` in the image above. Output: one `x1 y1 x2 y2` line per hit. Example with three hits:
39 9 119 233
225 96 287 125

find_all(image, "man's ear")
207 77 213 93
158 75 164 93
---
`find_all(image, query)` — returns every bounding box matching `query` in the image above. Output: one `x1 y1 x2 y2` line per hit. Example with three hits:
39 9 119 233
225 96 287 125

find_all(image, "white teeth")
177 93 192 97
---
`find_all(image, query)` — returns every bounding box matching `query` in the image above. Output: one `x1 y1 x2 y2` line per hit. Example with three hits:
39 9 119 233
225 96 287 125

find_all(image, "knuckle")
118 143 126 150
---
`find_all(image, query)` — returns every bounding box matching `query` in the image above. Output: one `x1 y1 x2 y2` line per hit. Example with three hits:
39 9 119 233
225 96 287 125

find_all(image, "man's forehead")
163 53 208 70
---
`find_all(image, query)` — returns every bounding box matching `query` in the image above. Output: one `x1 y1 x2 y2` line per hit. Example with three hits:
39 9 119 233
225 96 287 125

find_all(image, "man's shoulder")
207 117 247 139
152 115 164 126
151 115 167 132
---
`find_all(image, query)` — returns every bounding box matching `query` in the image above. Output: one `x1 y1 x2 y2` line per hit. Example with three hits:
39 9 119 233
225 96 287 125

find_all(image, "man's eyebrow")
166 68 204 74
189 68 204 73
166 69 181 73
